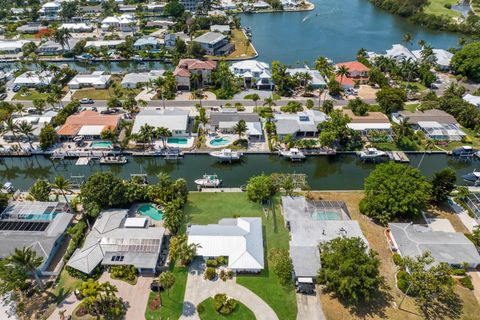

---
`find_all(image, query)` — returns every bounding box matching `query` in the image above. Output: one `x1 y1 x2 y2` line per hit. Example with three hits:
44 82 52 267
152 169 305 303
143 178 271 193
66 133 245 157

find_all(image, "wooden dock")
386 151 410 163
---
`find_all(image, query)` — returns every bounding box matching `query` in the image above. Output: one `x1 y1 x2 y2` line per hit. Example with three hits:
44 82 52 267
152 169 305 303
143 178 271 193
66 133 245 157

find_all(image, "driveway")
296 292 326 320
233 89 274 100
180 259 278 320
0 294 17 320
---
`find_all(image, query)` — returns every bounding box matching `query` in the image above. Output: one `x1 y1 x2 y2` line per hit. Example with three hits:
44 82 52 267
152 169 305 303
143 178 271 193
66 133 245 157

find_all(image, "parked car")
12 85 21 92
0 93 6 100
80 98 94 104
100 108 119 114
150 280 164 292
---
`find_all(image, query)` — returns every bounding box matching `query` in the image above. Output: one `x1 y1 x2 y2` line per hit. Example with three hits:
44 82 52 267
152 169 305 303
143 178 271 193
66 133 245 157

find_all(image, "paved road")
180 259 278 320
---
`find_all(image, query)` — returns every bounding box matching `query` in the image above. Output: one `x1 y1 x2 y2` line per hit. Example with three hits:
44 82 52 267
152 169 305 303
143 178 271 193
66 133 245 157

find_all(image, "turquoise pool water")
210 137 231 147
167 137 188 145
137 204 163 221
91 141 113 149
312 211 341 220
23 212 57 221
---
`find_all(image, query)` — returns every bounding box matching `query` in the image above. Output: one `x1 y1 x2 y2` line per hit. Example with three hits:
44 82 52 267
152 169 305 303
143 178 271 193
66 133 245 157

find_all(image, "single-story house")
210 24 230 33
16 23 48 34
132 108 190 137
84 40 125 49
385 44 453 70
335 61 369 89
14 71 53 87
68 71 111 89
385 44 417 62
343 110 393 139
57 110 121 139
173 59 217 90
187 217 264 273
3 111 57 141
286 67 327 89
101 14 136 32
282 196 367 285
413 48 453 71
59 23 93 33
0 201 73 275
230 60 274 90
388 223 480 268
463 94 480 108
67 209 166 274
193 31 233 56
208 111 263 140
121 70 165 89
133 37 162 50
145 20 175 29
37 39 79 55
274 110 328 138
0 40 33 55
393 109 465 141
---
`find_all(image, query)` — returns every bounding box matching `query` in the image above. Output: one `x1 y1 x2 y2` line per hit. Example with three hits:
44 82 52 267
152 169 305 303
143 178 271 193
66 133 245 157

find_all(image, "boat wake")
302 13 314 22
302 8 341 22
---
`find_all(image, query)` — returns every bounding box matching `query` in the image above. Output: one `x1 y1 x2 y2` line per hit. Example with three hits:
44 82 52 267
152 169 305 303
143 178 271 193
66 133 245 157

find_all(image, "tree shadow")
418 291 463 320
182 301 196 316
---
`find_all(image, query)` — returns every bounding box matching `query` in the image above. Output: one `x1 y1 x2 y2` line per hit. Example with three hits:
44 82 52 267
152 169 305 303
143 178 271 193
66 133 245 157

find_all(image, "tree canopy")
376 87 406 114
430 168 456 203
360 162 431 224
246 174 277 203
29 179 51 201
451 42 480 82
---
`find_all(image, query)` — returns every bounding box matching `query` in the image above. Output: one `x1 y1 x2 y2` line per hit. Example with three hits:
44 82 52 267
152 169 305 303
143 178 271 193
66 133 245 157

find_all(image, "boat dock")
197 188 243 193
386 151 410 163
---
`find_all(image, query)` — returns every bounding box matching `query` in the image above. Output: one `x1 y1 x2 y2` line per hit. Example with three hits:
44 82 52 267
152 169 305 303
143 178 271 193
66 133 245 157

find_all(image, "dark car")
12 85 21 92
0 93 6 100
150 280 164 292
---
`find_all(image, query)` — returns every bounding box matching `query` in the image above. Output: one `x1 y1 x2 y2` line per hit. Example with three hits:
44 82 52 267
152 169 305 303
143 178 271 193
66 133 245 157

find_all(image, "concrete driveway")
296 292 325 320
180 259 278 320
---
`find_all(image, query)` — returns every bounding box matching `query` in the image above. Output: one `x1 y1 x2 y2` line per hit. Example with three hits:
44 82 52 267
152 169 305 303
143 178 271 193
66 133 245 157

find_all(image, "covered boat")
209 149 243 162
358 148 386 160
280 148 305 161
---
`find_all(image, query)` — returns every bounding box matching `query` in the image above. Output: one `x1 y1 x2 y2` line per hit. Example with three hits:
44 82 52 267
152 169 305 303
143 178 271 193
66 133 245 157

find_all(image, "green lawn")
424 0 461 18
197 297 256 320
145 266 188 320
53 269 83 299
404 103 419 112
13 89 50 101
184 193 297 320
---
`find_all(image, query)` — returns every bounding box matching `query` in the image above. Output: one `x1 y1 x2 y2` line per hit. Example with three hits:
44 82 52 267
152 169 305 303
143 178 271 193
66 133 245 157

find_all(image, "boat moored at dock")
194 174 222 188
209 149 243 162
279 148 305 162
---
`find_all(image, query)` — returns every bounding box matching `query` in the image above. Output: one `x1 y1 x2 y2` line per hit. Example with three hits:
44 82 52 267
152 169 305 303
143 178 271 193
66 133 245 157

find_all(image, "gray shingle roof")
209 112 261 127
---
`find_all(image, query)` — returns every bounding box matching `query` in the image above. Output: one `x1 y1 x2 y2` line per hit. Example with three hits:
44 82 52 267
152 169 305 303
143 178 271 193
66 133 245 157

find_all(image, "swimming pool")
167 137 188 145
209 137 232 147
312 211 341 220
137 204 163 221
23 212 57 221
91 141 113 149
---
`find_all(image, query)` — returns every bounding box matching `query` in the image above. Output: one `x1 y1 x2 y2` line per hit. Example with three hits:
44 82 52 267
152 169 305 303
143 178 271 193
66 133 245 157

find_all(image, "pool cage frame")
465 193 480 221
305 200 351 220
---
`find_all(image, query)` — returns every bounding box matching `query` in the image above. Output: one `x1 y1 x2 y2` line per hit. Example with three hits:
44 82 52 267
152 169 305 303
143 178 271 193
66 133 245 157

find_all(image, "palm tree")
335 65 350 87
159 271 175 298
315 56 333 77
155 127 172 149
190 72 202 90
251 93 260 107
263 96 277 108
191 89 206 107
32 99 46 114
139 124 155 148
9 247 44 291
4 117 21 149
51 176 73 211
233 120 247 140
17 121 34 149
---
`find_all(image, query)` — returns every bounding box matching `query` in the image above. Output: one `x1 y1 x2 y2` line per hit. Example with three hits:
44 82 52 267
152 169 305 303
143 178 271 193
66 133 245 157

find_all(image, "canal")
240 0 460 64
0 154 476 191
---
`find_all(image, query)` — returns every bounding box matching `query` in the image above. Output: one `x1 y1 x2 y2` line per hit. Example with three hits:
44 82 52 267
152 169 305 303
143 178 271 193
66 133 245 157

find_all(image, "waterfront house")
282 196 368 285
59 23 94 33
57 110 121 139
208 9 228 17
3 111 57 142
219 0 237 10
16 23 48 34
173 59 217 90
230 60 274 90
393 109 466 141
39 1 61 20
388 223 480 268
335 61 369 89
193 32 234 56
385 44 417 62
0 201 73 276
412 48 453 70
101 14 136 32
208 111 263 140
14 71 53 87
187 217 264 273
463 94 480 108
37 39 79 55
68 71 111 90
121 70 165 89
80 5 103 14
0 40 33 55
84 40 126 50
286 67 327 89
145 20 175 29
343 110 393 140
181 0 203 11
132 108 191 137
164 32 190 49
274 109 328 138
133 37 162 50
210 24 230 33
67 209 166 274
145 3 166 13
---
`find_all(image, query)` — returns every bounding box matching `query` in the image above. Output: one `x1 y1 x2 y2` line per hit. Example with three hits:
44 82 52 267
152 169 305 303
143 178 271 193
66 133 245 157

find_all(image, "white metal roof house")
101 14 136 32
14 71 53 87
68 71 112 89
187 217 264 272
274 110 328 138
59 23 94 33
37 39 79 55
85 40 125 49
193 32 233 56
388 223 480 268
133 37 162 50
132 108 190 137
0 40 33 55
385 44 417 62
413 48 453 70
67 209 166 274
0 201 73 275
121 70 165 89
38 1 61 20
230 60 274 90
286 67 327 89
208 112 263 139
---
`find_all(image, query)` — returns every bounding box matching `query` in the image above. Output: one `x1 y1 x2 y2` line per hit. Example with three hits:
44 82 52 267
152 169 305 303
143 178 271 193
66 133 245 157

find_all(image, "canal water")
239 0 460 64
0 154 477 191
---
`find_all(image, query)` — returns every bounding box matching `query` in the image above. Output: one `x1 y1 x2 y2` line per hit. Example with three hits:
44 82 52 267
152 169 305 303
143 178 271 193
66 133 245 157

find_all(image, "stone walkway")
180 259 278 320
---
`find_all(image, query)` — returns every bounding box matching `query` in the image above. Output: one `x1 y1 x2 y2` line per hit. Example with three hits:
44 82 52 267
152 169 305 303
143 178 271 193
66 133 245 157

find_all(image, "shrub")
206 259 218 267
204 267 217 280
392 253 404 267
396 271 414 295
66 265 103 281
269 248 293 287
459 276 474 290
110 265 137 282
450 268 466 276
217 256 228 266
213 294 237 315
226 270 233 279
219 270 227 281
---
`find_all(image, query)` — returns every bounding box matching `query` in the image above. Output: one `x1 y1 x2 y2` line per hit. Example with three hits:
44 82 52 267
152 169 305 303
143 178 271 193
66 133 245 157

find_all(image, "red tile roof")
335 75 369 86
57 110 121 136
173 59 217 77
335 61 370 72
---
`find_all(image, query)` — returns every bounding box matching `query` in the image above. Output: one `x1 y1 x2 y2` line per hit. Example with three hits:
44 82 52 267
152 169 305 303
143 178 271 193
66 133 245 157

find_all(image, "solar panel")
0 220 50 232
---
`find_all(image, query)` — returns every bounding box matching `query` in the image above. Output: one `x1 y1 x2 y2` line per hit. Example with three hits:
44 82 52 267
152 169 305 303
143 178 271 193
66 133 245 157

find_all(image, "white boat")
194 174 222 188
1 182 13 194
462 170 480 185
279 148 305 161
452 146 477 157
99 156 128 164
209 149 243 162
359 148 386 160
